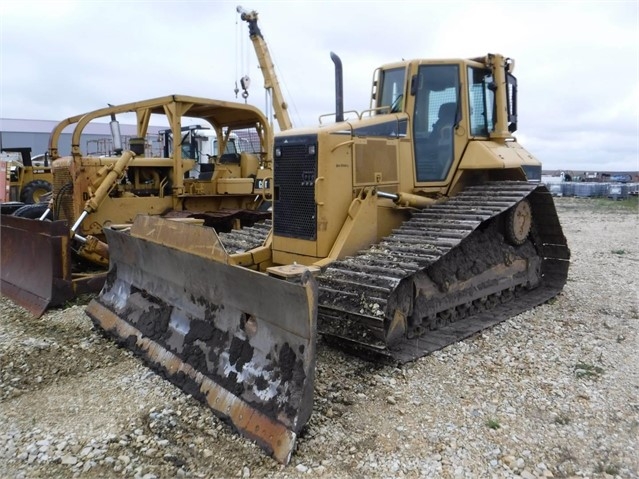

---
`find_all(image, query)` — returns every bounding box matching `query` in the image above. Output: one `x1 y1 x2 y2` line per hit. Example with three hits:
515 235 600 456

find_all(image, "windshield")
377 67 406 113
177 131 240 161
212 138 239 156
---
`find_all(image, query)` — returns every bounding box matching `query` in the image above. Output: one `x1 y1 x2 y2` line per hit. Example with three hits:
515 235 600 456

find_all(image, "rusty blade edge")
86 300 297 465
0 280 50 317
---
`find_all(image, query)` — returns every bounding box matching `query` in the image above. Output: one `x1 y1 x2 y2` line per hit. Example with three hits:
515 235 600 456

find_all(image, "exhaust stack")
108 105 123 155
330 52 344 122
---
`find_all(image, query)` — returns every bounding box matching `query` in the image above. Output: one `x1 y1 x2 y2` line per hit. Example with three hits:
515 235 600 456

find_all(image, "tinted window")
412 64 460 182
468 67 494 136
378 68 406 113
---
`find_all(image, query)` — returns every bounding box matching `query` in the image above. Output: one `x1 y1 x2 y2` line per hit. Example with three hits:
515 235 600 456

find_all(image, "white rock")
61 455 78 465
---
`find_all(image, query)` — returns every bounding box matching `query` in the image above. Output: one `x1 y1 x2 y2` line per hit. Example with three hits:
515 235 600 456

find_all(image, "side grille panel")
52 158 75 222
273 136 317 241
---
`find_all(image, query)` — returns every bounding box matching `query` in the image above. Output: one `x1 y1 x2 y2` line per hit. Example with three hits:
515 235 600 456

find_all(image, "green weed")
485 418 500 430
595 463 620 475
62 293 96 309
574 361 605 379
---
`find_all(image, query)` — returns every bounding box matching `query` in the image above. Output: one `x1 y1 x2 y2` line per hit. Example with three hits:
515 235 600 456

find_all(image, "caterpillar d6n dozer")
86 52 569 463
1 95 274 316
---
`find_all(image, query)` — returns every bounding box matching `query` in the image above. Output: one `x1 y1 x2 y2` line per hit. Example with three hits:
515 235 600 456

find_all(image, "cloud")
1 0 637 171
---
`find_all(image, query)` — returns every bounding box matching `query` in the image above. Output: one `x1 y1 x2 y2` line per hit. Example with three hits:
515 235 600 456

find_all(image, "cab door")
412 64 461 183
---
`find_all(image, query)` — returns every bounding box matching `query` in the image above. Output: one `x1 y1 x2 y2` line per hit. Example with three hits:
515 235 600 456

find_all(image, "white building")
0 118 165 157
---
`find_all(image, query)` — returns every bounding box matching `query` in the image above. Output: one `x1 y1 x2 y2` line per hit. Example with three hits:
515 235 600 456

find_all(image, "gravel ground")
1 197 637 479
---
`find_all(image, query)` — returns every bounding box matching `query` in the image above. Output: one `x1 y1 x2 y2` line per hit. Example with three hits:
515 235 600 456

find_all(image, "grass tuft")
595 463 620 475
591 195 638 212
574 361 605 379
485 418 500 430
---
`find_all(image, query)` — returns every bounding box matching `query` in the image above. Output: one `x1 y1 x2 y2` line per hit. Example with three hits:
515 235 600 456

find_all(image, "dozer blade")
0 215 105 316
86 216 317 464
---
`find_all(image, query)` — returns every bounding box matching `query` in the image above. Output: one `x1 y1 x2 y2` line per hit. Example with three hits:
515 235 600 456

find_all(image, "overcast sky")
1 0 637 171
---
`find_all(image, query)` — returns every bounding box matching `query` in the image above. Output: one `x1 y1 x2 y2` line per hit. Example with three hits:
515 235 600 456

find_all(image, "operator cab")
375 57 518 186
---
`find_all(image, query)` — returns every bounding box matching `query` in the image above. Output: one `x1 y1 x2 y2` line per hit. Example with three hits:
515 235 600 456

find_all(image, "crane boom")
237 6 293 131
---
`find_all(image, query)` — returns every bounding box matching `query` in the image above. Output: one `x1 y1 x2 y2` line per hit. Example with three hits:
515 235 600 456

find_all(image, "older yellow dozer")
0 147 53 212
0 95 274 316
86 53 569 463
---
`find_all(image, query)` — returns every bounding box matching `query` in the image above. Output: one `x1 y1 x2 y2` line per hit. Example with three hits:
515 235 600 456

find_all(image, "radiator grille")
273 136 317 240
52 158 75 221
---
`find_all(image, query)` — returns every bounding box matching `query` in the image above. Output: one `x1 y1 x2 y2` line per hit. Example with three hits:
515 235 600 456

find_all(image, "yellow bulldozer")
85 48 570 464
0 147 53 214
0 95 274 316
1 3 298 317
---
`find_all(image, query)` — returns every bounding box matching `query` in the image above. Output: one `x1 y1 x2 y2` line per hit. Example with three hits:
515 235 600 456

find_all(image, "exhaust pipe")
330 52 344 123
108 104 123 155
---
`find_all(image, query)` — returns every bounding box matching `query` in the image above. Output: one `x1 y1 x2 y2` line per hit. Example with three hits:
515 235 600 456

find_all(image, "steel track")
218 220 272 254
317 182 570 362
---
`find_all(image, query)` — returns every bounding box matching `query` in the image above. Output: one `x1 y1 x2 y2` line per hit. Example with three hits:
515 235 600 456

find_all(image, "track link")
218 220 272 254
317 182 570 362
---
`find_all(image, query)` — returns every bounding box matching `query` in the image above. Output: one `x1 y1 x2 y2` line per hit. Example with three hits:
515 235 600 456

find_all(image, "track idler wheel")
505 199 532 246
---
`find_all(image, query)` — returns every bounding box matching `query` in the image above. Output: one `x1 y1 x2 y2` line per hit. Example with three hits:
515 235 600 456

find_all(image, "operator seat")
431 102 457 143
423 102 457 180
415 102 459 182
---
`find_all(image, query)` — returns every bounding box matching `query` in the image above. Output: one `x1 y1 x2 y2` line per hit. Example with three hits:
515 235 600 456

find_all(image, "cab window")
412 64 460 182
468 66 494 136
377 68 406 113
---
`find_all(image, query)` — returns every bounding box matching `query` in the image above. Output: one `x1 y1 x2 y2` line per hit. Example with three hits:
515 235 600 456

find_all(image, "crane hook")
240 75 251 102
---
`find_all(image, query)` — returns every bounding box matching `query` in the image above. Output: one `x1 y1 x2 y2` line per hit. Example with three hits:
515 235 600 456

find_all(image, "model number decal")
255 178 271 189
